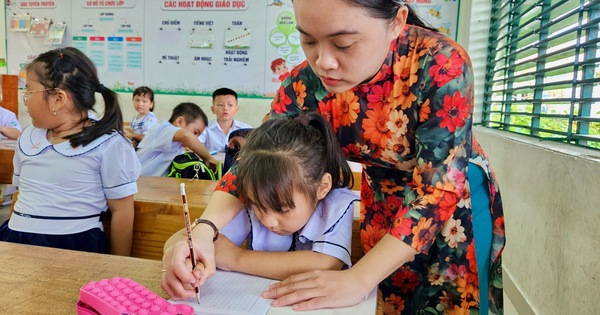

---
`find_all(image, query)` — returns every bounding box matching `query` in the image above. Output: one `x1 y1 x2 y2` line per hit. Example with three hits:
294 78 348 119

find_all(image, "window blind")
483 0 600 149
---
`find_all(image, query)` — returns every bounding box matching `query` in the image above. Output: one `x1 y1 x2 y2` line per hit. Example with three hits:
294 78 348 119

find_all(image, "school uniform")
0 106 22 139
131 112 159 135
0 126 140 253
198 119 251 153
136 121 183 176
220 188 359 267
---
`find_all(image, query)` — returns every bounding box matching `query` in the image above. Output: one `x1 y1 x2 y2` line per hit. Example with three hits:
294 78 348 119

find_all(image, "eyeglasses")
22 88 54 104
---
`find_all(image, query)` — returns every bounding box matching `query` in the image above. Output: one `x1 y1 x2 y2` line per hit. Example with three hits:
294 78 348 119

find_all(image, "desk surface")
135 176 217 203
0 241 375 314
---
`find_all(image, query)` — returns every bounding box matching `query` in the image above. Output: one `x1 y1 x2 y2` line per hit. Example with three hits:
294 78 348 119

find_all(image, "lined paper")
171 271 276 315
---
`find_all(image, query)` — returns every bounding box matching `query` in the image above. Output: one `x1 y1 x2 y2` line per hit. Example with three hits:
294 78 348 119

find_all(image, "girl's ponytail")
297 113 352 189
27 47 125 148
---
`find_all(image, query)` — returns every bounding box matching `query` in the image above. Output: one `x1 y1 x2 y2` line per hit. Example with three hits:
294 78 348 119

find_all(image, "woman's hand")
261 269 371 311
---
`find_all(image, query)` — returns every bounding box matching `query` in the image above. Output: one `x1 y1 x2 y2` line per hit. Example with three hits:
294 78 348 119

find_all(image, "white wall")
475 127 600 315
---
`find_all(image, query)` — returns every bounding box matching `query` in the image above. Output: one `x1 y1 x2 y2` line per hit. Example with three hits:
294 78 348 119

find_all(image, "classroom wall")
462 0 600 313
475 127 600 315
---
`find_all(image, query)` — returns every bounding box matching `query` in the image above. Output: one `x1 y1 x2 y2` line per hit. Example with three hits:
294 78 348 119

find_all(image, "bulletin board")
5 0 460 98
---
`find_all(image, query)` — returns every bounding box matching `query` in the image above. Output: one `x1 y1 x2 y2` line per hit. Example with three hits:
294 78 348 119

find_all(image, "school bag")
167 152 221 180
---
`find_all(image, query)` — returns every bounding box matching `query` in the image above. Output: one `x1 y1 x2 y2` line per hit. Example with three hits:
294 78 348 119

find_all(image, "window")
483 0 600 150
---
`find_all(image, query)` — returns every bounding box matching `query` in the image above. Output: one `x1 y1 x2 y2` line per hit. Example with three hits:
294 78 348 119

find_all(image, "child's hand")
161 239 215 300
204 156 220 172
161 240 201 300
124 130 134 139
227 136 247 149
213 235 242 271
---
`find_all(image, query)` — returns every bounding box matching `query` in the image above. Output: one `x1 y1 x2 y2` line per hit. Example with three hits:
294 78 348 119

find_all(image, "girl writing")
162 112 358 285
0 47 140 256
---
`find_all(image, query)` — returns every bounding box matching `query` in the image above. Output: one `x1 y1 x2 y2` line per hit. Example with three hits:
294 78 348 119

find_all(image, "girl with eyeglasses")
0 47 140 256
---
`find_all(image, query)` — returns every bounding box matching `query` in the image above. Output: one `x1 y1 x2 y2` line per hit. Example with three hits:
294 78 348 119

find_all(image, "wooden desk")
132 176 217 260
0 140 16 185
0 241 376 314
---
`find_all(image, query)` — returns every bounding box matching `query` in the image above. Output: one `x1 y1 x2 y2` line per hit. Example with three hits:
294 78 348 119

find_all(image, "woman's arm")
107 195 134 256
162 190 246 300
263 234 417 310
214 235 344 280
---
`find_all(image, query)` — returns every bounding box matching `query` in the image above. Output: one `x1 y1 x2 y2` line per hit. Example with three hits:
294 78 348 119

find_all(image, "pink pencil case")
77 277 194 315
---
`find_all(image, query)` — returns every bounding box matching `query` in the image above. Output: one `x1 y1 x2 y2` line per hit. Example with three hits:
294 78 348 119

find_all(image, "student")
197 88 251 153
125 86 158 146
163 1 505 314
137 102 219 176
0 104 22 140
162 112 357 284
0 47 140 256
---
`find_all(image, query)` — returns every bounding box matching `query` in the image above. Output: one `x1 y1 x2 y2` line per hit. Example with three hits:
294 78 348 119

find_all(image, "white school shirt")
220 188 359 267
0 107 22 139
131 112 159 135
10 126 140 235
136 121 183 176
198 119 252 153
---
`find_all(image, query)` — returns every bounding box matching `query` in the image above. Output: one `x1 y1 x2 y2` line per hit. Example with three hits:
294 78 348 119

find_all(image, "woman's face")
293 0 406 94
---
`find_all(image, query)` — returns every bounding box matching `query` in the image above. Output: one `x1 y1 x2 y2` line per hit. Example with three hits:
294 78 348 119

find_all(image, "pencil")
180 183 200 304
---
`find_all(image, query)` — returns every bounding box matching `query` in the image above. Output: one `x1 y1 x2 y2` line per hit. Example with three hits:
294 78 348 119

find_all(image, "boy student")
0 104 22 140
198 88 251 153
136 102 219 176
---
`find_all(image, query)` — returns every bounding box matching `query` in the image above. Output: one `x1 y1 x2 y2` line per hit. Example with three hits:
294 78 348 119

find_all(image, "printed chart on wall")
407 0 461 40
5 0 458 96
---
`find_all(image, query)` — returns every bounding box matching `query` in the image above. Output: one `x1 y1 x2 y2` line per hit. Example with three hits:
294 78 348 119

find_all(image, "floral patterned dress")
263 25 506 314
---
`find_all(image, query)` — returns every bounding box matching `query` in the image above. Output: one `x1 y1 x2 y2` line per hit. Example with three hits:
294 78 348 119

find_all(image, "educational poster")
71 0 144 92
407 0 461 40
263 0 304 97
6 0 71 88
144 1 266 96
5 0 459 96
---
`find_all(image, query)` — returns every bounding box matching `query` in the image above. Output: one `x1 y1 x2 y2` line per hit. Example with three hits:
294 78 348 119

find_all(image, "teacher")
163 1 505 314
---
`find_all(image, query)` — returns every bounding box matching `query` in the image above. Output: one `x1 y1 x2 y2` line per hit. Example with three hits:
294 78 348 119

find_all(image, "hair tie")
295 115 311 127
95 83 104 92
59 53 63 58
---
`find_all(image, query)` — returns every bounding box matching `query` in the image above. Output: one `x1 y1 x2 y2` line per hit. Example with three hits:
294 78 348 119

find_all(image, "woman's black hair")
343 0 438 32
133 86 155 112
26 47 124 148
236 112 353 213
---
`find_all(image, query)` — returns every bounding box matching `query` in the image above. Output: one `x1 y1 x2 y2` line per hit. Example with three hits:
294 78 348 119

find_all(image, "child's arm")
107 195 135 256
173 130 219 169
0 126 22 140
214 235 344 280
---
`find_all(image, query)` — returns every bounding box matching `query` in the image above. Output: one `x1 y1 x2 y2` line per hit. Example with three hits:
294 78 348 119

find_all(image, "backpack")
167 152 221 180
